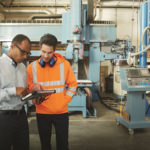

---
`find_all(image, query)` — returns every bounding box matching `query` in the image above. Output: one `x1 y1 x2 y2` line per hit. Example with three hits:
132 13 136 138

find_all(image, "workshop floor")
28 99 150 150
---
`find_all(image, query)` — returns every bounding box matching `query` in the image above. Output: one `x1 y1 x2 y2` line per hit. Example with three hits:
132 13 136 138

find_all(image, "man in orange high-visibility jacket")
27 33 77 150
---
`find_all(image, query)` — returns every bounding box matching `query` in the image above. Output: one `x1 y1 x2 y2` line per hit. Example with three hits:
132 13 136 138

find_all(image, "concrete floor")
28 100 150 150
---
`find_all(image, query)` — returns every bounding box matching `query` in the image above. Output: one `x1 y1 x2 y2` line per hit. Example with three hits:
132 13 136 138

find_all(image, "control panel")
120 68 150 91
127 69 150 86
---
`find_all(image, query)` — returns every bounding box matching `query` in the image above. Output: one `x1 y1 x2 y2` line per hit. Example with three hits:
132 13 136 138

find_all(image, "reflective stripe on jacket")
27 53 77 114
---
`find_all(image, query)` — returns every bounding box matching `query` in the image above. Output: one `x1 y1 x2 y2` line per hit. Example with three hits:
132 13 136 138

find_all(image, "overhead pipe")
31 15 62 20
0 7 54 15
0 5 70 8
0 4 140 9
96 5 140 8
0 1 69 8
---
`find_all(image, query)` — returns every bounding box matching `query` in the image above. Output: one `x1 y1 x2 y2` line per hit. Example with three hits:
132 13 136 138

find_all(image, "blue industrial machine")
0 0 132 117
116 68 150 135
115 0 150 134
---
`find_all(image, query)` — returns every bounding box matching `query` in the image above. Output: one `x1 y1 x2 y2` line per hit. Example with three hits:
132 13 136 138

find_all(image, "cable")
93 0 97 20
137 7 139 51
141 26 150 48
99 97 120 113
128 25 150 60
131 0 135 43
130 44 150 56
94 88 121 113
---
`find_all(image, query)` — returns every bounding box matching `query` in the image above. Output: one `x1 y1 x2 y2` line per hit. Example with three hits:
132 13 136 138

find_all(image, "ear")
11 44 15 49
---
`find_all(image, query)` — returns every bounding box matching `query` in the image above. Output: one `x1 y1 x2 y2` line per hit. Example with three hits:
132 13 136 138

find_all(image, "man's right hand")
32 83 43 91
16 87 28 97
32 97 42 105
32 95 48 105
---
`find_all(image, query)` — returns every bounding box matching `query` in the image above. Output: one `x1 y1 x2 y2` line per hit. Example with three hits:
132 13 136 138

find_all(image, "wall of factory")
96 7 140 83
96 8 140 50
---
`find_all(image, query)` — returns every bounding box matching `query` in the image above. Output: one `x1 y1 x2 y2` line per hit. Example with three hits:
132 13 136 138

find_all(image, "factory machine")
116 0 150 134
0 0 133 117
116 68 150 135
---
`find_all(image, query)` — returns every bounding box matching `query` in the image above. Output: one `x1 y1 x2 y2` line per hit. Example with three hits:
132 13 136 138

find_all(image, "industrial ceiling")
0 0 144 8
0 0 144 21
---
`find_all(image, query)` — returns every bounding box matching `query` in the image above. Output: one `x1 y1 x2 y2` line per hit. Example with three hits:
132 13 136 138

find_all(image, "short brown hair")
40 34 57 50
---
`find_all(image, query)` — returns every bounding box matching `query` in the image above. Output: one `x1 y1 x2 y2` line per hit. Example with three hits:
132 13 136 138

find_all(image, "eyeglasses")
15 44 31 56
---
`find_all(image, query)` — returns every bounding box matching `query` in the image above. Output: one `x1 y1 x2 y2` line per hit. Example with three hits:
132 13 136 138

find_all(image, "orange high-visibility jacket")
27 53 77 114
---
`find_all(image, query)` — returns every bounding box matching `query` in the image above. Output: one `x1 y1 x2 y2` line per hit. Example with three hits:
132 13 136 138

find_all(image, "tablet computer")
21 89 56 101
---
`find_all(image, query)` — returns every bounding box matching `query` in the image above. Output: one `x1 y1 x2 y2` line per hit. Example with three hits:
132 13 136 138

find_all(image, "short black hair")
12 34 31 45
39 33 57 50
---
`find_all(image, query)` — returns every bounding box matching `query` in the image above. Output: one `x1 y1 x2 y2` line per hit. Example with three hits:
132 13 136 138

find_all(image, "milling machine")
0 0 132 117
116 0 150 134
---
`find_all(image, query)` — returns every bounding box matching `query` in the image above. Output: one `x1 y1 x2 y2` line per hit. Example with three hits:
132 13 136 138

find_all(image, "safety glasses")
15 44 31 56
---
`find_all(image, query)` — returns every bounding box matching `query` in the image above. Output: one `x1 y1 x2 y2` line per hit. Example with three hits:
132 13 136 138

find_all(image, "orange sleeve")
65 60 77 102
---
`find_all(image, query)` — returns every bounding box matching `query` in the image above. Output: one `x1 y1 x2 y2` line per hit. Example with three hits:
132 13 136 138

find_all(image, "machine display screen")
140 69 150 77
127 69 140 78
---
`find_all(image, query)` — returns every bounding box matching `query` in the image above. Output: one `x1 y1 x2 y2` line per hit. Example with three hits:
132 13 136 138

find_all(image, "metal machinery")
0 0 133 117
113 40 134 98
116 68 150 135
116 0 150 134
